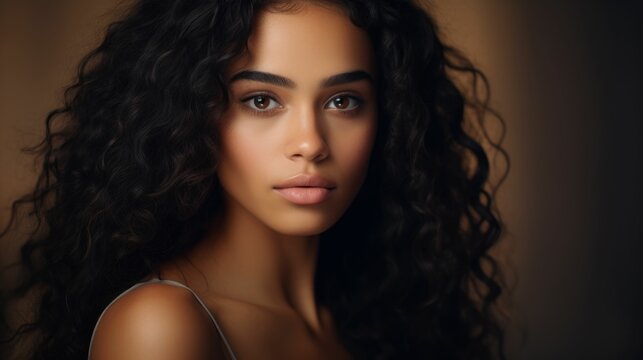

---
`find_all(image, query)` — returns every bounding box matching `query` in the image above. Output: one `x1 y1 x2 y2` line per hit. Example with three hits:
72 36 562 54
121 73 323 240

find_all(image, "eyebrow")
229 70 374 88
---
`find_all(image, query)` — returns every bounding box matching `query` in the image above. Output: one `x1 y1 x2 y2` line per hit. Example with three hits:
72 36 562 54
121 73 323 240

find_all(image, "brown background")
1 1 641 358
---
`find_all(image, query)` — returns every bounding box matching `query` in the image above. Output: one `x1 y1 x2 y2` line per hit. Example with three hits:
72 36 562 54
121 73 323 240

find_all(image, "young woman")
1 0 508 359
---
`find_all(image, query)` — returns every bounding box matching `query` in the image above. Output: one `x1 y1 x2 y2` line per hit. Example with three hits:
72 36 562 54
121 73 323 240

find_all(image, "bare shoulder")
89 282 226 360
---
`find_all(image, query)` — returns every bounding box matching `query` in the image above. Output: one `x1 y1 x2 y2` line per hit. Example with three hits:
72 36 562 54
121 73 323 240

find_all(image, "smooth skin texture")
90 284 223 360
90 2 376 359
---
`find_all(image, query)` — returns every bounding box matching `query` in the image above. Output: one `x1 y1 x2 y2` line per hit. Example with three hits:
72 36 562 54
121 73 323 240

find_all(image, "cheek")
217 121 272 191
333 121 377 186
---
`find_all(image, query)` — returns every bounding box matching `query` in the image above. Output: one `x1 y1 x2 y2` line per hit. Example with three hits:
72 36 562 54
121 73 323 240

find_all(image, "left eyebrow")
229 70 374 88
322 71 374 87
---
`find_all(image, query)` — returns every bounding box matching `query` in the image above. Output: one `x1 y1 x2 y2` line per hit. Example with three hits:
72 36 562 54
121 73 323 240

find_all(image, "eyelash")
239 93 363 116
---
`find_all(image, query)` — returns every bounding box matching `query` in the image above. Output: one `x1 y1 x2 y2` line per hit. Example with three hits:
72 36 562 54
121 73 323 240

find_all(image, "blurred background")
1 0 641 358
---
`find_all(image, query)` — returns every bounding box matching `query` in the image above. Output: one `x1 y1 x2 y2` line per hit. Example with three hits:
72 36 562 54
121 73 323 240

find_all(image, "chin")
267 214 341 237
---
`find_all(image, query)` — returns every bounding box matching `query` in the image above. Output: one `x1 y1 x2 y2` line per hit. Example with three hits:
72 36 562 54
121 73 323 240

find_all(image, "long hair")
1 0 509 359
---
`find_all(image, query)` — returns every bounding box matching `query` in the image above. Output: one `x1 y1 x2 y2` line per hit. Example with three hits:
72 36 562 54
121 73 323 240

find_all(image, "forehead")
227 2 375 80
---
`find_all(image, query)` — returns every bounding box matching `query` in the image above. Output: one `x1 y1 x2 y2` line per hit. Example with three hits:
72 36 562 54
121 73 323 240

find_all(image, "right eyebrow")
229 71 296 88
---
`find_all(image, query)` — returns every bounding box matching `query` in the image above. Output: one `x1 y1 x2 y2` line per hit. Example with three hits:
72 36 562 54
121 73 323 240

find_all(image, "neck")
176 198 323 331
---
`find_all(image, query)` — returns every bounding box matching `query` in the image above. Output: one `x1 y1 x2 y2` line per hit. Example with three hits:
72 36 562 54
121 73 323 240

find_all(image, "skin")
91 2 376 359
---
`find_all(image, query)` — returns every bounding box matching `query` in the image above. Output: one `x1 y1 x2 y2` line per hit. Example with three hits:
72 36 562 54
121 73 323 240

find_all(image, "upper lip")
274 174 336 189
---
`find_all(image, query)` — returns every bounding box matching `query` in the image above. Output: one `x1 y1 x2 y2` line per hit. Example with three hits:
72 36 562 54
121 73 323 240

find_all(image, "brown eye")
332 96 349 109
326 95 361 111
241 94 281 112
254 96 269 109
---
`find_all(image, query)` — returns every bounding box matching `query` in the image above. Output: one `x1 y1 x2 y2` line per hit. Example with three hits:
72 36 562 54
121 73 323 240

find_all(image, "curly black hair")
1 0 509 359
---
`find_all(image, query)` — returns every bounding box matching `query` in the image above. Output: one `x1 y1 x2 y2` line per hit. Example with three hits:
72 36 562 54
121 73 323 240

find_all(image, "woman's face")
216 2 377 236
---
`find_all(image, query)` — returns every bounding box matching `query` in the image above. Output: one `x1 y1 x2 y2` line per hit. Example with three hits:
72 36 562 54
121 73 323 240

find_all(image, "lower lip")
273 187 333 205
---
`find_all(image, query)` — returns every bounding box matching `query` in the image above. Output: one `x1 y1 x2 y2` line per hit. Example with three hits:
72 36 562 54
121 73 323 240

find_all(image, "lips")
273 174 336 189
273 174 336 205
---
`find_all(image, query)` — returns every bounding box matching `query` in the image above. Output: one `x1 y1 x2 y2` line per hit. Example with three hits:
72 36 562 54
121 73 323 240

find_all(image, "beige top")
88 277 237 360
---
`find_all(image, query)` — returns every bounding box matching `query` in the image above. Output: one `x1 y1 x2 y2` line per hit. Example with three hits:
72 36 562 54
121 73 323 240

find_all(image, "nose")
285 106 329 162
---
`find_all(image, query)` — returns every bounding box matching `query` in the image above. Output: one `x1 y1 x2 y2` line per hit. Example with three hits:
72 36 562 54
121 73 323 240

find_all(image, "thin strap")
151 278 238 360
88 277 238 360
